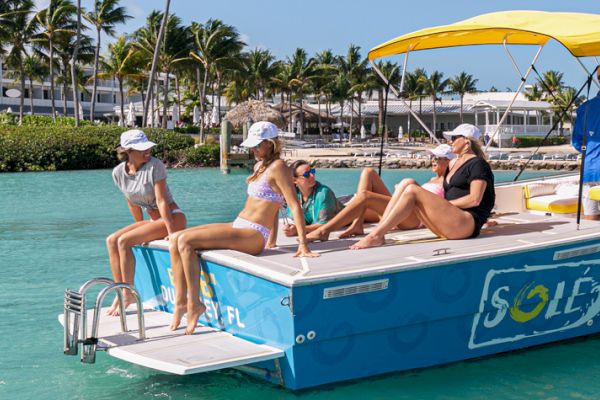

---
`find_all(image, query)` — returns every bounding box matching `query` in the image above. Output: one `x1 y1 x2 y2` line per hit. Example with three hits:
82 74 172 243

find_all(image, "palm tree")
313 49 337 135
135 12 191 128
23 54 48 115
338 45 369 140
553 87 583 134
401 71 421 140
32 0 77 121
53 30 94 116
140 0 170 128
244 48 279 100
330 70 352 138
412 68 427 120
84 0 131 122
448 72 478 123
272 63 294 130
190 18 244 139
98 35 138 123
288 48 315 139
372 61 401 141
524 83 543 101
0 1 12 55
537 70 565 100
419 70 448 139
3 0 37 123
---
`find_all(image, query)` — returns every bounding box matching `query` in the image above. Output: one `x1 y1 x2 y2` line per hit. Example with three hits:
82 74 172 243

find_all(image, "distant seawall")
286 157 580 171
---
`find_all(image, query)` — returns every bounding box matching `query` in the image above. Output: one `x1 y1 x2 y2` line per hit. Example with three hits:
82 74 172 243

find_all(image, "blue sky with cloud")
33 0 600 91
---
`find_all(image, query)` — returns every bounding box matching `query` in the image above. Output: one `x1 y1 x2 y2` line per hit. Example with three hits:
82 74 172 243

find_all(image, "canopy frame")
370 49 441 145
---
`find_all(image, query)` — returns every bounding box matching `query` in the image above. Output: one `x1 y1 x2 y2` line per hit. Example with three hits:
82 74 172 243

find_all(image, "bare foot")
483 219 498 229
306 229 330 242
338 221 365 239
185 302 207 335
106 295 135 316
169 305 187 331
350 234 385 250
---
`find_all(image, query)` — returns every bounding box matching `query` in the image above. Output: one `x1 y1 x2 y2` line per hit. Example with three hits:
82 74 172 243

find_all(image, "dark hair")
116 147 129 161
289 159 309 177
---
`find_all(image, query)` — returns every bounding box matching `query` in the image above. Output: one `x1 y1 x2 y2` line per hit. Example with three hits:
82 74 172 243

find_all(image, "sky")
34 0 600 92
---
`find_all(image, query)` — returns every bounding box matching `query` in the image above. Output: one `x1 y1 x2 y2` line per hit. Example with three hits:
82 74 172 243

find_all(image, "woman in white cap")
351 123 495 249
306 144 454 241
106 129 187 315
168 121 318 335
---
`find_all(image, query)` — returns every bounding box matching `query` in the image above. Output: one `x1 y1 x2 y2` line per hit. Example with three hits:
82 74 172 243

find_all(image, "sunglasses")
450 135 465 142
300 168 316 178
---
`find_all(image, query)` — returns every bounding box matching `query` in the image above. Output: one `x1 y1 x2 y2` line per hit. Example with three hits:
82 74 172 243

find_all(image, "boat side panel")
133 247 300 387
288 239 600 389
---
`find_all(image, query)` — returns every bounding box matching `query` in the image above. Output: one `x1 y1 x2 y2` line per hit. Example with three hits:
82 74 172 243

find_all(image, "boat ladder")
63 277 146 363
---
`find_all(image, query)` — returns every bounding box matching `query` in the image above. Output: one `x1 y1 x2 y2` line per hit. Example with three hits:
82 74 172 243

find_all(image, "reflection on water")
1 168 598 399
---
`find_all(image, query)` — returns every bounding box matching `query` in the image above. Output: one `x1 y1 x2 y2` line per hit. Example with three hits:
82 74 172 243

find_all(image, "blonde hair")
247 138 282 182
465 138 486 160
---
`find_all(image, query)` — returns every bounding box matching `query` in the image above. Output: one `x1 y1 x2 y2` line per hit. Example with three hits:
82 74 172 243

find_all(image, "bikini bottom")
232 217 270 246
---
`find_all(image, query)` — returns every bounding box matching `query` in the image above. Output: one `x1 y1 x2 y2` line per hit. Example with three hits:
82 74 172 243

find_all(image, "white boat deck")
147 212 600 287
59 308 283 375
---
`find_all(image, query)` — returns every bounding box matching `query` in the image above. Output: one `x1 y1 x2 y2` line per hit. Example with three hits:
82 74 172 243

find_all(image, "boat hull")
132 238 600 389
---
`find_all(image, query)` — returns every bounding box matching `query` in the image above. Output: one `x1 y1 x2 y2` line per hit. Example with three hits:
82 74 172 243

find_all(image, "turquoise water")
2 168 600 399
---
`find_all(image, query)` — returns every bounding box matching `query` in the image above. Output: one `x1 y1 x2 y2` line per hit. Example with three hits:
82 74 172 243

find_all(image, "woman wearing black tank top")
351 124 495 249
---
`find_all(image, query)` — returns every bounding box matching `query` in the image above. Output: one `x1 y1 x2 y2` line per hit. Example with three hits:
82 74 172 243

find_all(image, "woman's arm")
270 161 319 257
448 179 487 209
154 179 175 236
127 200 144 222
283 223 326 236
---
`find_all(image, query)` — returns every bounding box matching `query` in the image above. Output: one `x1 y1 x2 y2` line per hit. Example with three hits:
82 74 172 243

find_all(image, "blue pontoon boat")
61 11 600 390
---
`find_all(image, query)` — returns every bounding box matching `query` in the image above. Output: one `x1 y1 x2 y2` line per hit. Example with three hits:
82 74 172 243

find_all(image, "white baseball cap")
119 129 156 151
443 123 481 141
428 144 456 159
240 121 279 148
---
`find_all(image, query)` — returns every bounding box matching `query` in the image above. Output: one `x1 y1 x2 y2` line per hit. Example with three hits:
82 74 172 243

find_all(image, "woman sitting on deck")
306 144 455 242
281 160 344 237
107 130 187 316
168 121 319 335
351 123 495 249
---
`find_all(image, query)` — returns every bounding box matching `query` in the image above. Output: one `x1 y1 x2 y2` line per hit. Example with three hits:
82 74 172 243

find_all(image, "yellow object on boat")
368 11 600 60
588 186 600 201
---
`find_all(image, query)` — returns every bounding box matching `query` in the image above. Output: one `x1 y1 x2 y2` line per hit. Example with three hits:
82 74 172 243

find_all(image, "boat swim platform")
145 212 600 287
58 308 283 375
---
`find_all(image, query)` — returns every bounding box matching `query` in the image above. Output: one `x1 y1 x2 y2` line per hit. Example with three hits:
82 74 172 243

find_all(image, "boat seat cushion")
589 185 600 201
524 181 579 214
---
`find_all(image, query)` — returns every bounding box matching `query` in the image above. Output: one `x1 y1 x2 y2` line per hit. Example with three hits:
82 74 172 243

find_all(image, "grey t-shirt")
112 156 174 210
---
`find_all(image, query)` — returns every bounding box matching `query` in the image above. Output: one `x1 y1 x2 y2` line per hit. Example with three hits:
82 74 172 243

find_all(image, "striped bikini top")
247 170 285 204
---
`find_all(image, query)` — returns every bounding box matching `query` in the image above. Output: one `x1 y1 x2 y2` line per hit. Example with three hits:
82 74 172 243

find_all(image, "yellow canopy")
368 11 600 60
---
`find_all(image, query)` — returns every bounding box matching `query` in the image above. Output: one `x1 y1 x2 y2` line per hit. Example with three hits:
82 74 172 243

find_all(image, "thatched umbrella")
225 100 286 129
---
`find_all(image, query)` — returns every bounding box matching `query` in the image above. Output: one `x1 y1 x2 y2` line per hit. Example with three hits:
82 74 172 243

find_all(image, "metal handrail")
81 283 146 364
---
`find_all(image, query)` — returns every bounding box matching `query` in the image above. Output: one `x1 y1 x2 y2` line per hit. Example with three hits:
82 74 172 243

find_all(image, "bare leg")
108 214 186 316
175 223 265 335
168 230 187 330
381 178 417 220
342 168 392 235
105 221 151 315
307 191 392 241
356 167 392 196
351 184 476 250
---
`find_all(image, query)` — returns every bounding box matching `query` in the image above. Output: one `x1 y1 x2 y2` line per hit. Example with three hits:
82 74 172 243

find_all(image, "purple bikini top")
247 170 285 204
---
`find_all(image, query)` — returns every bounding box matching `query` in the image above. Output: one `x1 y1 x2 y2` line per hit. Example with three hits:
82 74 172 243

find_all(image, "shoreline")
280 144 580 171
282 157 579 171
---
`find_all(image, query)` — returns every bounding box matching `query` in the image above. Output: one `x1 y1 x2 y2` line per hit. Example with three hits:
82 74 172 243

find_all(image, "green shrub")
178 144 220 167
515 136 569 148
0 126 197 172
